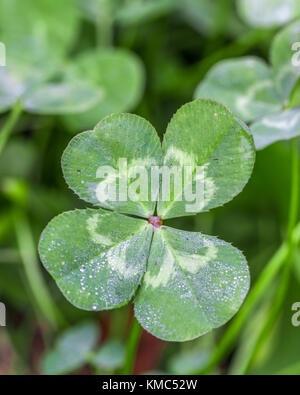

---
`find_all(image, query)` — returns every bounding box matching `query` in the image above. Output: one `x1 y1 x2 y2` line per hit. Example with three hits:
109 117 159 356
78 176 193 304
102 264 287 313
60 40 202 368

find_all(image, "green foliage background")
0 0 300 375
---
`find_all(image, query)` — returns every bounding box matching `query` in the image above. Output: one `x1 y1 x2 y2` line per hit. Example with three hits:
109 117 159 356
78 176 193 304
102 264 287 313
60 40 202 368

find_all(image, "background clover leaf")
62 49 145 133
251 108 300 149
195 57 281 123
0 0 79 61
237 0 300 28
22 82 103 115
179 0 245 38
158 100 255 219
0 1 145 122
39 209 152 311
42 321 98 375
91 340 125 371
78 0 179 26
0 0 105 116
195 20 300 150
134 226 250 341
271 19 300 101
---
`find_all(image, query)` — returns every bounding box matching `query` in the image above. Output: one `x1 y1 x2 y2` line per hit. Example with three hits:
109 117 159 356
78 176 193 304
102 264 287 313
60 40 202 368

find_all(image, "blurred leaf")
179 0 242 37
116 0 178 25
0 68 22 112
39 209 152 311
91 340 125 370
42 322 98 375
195 57 281 122
0 0 79 60
23 82 103 115
134 226 250 341
251 107 300 149
237 0 300 28
167 349 209 374
271 19 300 101
77 0 117 22
63 49 145 132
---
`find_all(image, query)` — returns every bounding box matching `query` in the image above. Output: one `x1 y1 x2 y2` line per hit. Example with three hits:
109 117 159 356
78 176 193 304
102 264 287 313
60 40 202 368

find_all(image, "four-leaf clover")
39 99 255 341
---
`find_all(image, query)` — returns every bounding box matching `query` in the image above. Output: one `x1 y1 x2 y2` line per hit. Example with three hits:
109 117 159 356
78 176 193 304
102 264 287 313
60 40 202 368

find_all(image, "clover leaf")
62 49 145 132
0 1 144 121
42 321 98 375
42 322 125 374
195 19 300 150
78 0 179 26
39 99 255 341
0 0 102 115
237 0 300 28
91 340 125 371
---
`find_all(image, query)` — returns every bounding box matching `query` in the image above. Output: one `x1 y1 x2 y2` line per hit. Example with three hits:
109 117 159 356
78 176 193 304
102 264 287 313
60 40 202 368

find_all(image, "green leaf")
116 0 178 26
195 57 281 123
134 226 250 341
91 340 125 370
39 209 152 311
0 0 80 114
0 68 21 112
251 108 300 150
0 55 59 113
23 82 103 115
271 19 300 101
77 0 117 22
237 0 300 28
179 0 242 37
42 322 98 375
0 0 79 60
157 100 255 219
168 349 209 374
62 113 162 217
62 49 145 132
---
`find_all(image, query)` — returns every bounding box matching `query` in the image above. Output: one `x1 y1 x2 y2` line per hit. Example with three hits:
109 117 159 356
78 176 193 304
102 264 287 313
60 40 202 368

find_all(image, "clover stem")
13 209 65 330
121 315 142 374
0 100 22 157
237 138 299 374
195 220 300 375
96 9 113 48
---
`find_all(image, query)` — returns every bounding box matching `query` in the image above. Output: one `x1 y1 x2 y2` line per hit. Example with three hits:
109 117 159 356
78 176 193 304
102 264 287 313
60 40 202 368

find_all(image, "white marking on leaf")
144 248 175 288
164 146 197 167
87 214 114 246
177 244 218 274
106 241 139 279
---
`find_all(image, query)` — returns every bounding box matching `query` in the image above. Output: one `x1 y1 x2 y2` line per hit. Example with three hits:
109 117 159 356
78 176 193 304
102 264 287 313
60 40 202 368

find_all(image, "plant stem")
238 139 299 374
194 221 300 375
13 209 65 330
0 101 22 156
96 10 113 48
121 315 142 375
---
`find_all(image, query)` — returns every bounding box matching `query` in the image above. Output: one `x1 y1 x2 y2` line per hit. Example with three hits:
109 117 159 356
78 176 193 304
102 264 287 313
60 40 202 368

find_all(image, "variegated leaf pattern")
157 100 255 219
62 113 162 218
134 226 250 341
39 99 254 341
251 108 300 149
271 19 300 101
237 0 300 28
39 209 152 311
195 57 281 122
